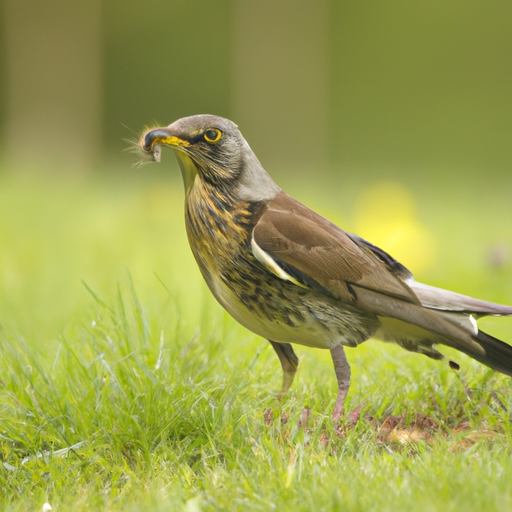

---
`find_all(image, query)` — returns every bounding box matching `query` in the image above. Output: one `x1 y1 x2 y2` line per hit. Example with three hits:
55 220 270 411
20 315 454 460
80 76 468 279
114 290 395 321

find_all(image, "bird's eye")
204 128 222 144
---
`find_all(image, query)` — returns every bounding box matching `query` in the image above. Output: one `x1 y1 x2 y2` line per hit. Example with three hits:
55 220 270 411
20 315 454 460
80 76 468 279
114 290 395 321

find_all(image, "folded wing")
253 191 512 364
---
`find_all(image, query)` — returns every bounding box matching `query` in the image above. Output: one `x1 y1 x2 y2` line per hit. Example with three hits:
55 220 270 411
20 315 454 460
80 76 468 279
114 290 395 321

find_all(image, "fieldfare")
140 114 512 421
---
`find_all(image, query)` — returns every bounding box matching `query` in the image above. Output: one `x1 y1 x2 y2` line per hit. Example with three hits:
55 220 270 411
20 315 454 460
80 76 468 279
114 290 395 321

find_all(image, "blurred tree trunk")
2 0 101 171
231 0 329 173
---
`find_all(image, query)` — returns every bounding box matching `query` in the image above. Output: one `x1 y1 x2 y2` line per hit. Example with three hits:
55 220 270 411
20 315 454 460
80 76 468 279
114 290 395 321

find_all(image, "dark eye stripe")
187 131 206 144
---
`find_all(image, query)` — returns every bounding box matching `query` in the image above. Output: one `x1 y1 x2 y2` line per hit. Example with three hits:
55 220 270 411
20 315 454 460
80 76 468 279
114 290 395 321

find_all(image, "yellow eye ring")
204 128 222 144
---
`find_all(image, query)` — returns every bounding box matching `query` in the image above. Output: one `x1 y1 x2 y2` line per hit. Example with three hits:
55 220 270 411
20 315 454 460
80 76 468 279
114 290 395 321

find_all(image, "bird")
139 114 512 422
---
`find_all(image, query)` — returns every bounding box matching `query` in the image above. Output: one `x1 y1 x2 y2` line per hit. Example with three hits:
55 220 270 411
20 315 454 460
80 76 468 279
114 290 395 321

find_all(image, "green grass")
1 164 512 511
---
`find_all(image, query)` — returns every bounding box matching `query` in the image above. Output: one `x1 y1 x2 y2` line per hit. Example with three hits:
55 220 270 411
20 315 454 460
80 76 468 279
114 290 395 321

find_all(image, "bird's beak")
141 127 191 162
140 126 199 192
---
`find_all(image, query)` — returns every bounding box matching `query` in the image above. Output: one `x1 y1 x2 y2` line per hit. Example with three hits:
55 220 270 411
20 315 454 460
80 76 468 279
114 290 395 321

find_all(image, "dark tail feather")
457 330 512 377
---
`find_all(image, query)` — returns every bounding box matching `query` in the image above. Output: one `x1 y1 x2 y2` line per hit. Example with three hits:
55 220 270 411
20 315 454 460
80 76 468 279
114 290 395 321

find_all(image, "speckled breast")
183 183 378 349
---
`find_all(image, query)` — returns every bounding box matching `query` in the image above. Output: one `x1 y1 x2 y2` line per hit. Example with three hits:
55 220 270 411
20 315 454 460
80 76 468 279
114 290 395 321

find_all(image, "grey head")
141 114 281 201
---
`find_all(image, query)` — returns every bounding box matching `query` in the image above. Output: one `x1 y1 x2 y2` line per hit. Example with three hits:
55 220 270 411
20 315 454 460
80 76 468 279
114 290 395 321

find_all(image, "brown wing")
253 191 419 304
252 192 484 353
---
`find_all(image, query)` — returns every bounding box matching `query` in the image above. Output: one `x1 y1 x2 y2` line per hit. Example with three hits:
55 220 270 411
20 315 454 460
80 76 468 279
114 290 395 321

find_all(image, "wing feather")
253 192 419 304
250 192 508 358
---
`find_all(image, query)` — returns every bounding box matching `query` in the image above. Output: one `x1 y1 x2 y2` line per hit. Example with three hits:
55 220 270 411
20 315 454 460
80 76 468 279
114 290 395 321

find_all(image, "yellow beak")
141 127 198 192
141 127 191 161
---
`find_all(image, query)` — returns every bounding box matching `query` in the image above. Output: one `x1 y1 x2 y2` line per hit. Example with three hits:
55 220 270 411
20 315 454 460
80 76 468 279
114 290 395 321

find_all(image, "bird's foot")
331 383 350 423
332 407 362 437
297 407 310 430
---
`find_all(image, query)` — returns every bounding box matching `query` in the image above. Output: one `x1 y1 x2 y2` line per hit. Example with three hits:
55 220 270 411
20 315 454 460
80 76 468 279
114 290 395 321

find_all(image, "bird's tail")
457 330 512 377
357 285 512 376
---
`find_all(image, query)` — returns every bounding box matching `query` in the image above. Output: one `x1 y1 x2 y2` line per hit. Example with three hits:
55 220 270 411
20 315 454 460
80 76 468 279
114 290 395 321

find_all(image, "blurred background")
0 0 511 344
2 0 512 172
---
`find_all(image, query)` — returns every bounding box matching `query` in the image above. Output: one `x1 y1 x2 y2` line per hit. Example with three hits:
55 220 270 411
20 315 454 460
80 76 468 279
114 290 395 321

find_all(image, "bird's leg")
268 340 298 398
330 345 351 422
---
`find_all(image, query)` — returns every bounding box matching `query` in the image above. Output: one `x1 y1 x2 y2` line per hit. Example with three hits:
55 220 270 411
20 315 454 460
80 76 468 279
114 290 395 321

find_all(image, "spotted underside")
184 177 379 349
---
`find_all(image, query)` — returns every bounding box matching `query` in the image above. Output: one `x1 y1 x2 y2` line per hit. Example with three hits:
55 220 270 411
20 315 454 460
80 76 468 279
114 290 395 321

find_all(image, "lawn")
1 161 512 511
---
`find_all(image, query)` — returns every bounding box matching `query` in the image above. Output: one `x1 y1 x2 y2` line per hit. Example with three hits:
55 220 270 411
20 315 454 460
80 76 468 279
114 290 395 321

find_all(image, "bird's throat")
174 150 199 193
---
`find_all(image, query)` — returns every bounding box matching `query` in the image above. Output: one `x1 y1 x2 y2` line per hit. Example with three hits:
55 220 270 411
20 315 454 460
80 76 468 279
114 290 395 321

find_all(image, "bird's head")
140 114 280 201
